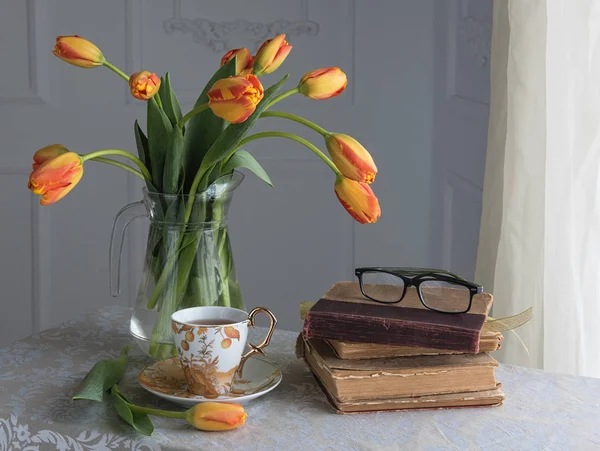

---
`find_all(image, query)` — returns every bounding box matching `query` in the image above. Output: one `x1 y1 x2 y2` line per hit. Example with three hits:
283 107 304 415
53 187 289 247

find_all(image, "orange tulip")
32 144 68 170
207 74 264 123
253 34 292 76
221 48 253 75
28 152 84 206
326 134 377 184
334 176 381 224
129 71 161 101
185 402 247 431
52 35 105 68
298 67 347 100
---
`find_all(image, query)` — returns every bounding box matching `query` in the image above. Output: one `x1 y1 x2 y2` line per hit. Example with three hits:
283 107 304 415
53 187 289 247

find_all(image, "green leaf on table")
199 75 289 177
147 96 173 192
182 58 237 192
110 385 154 436
73 346 130 402
162 126 185 194
158 72 183 128
222 149 273 186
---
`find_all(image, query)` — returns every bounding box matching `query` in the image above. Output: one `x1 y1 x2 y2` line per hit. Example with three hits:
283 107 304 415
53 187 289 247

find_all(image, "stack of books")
297 282 504 413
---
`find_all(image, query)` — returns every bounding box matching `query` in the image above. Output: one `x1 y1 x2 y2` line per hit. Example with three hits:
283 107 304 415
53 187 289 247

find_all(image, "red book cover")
302 282 493 353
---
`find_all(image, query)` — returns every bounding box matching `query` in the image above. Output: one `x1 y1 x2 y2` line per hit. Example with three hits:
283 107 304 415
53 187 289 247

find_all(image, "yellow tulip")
253 34 292 76
298 67 347 100
185 402 247 431
334 176 381 224
129 71 161 101
326 134 377 184
28 152 83 205
207 74 264 123
52 35 105 68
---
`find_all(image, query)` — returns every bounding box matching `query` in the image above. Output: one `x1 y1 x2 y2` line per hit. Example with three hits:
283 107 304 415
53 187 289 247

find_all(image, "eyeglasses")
354 267 483 314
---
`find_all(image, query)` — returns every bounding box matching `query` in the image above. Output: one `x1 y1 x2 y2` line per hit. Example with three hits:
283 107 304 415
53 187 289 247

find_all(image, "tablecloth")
0 306 599 450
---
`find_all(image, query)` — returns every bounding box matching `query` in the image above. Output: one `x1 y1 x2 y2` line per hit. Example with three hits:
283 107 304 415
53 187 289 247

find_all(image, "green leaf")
162 126 185 194
147 96 173 192
73 346 130 402
134 120 159 192
222 149 273 186
159 72 183 128
110 385 154 436
200 75 289 175
134 120 150 168
182 58 237 192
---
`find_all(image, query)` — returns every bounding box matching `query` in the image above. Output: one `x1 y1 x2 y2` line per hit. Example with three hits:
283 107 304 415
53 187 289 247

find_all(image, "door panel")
431 0 492 279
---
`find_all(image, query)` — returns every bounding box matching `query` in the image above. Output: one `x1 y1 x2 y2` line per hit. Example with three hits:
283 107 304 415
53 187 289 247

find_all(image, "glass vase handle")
110 201 147 297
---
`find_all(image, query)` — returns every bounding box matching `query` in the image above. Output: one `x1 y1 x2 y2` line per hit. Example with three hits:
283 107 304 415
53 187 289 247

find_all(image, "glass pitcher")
110 172 245 360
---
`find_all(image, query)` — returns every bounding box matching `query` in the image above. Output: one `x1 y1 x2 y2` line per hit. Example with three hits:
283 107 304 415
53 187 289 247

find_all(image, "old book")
328 323 503 359
302 337 499 402
310 373 505 414
303 282 493 353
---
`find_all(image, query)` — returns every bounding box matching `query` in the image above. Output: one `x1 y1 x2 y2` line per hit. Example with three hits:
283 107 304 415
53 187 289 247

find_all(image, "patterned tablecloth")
1 306 599 451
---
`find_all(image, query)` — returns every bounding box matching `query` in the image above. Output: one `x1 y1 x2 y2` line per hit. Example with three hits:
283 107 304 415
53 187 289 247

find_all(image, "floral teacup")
171 306 277 397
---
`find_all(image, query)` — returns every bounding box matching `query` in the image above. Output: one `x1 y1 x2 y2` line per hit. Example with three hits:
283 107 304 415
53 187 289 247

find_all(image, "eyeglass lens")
360 271 405 303
418 279 470 313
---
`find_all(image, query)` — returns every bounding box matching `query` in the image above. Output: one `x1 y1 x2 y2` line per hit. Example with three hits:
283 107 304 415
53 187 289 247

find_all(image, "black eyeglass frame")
354 267 483 314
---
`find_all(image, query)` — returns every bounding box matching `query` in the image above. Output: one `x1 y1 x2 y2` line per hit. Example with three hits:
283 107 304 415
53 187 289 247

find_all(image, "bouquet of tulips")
28 34 381 359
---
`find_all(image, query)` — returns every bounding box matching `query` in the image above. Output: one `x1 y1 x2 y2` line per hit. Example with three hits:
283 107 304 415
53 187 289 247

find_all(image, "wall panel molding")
445 0 491 105
0 0 49 104
163 0 319 53
0 169 36 345
441 170 483 276
31 189 51 332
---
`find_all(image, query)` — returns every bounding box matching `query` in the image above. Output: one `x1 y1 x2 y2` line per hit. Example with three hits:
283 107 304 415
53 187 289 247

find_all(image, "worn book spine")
303 299 486 353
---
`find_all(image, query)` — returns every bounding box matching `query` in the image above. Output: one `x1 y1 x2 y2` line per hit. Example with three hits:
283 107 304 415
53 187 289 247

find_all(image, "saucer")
138 357 282 407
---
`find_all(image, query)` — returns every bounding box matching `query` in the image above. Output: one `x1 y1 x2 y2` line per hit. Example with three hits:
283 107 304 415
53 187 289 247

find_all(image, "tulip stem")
260 111 328 136
81 150 152 180
88 157 147 181
265 88 299 109
128 404 187 419
103 61 130 83
179 103 209 128
237 131 341 176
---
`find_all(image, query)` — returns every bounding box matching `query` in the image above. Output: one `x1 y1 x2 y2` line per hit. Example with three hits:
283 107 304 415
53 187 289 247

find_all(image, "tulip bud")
221 48 253 75
129 71 161 101
298 67 347 100
207 74 264 123
185 402 247 431
28 152 84 206
52 35 105 68
334 176 381 224
326 134 377 184
32 144 68 170
253 34 292 76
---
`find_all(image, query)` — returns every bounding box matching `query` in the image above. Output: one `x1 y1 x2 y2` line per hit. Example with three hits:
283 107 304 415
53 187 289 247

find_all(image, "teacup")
171 306 277 397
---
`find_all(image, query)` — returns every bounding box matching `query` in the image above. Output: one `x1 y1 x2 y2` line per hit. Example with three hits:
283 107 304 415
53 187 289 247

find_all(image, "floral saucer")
138 357 282 407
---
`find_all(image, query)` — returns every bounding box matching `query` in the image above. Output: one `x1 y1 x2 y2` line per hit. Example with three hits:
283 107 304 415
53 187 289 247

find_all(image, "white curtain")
476 0 600 377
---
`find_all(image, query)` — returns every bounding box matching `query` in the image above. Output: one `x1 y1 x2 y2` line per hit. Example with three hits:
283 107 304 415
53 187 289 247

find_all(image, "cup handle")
237 307 278 377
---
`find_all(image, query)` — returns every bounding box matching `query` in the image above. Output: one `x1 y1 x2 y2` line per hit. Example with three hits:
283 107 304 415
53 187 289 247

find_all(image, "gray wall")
0 0 490 344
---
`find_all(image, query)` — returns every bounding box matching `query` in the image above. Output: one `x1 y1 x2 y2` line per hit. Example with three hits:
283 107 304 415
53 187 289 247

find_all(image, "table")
0 307 599 451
